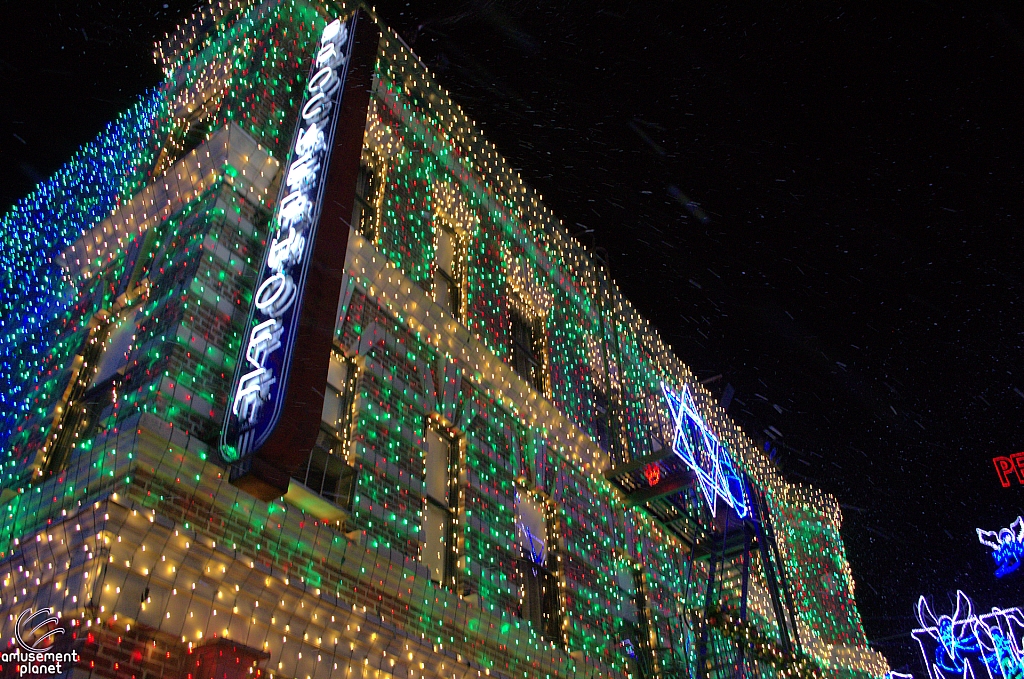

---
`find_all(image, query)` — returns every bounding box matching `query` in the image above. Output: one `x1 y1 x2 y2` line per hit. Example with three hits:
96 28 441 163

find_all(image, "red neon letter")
1012 452 1024 484
994 456 1020 487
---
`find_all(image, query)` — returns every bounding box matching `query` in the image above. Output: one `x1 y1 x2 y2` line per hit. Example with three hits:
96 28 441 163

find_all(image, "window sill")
284 479 351 526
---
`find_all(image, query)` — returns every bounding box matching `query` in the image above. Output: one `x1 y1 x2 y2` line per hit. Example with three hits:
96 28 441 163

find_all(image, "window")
616 560 639 624
43 307 138 476
516 491 547 564
592 389 610 453
153 100 220 177
516 491 561 641
510 305 546 393
617 562 656 679
423 503 450 584
90 309 138 388
296 430 357 508
422 426 458 587
293 351 357 508
321 352 352 429
433 227 461 319
44 378 117 476
178 110 215 158
352 154 380 239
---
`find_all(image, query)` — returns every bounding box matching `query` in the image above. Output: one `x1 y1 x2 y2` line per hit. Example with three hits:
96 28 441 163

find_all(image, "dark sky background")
2 0 1023 673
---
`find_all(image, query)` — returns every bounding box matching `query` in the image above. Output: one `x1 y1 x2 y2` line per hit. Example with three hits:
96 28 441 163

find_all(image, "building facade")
0 2 888 678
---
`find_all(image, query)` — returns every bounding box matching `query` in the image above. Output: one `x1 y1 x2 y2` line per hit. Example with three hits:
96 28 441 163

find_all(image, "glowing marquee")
661 382 750 518
978 517 1024 579
221 17 355 464
993 453 1024 488
913 591 1024 679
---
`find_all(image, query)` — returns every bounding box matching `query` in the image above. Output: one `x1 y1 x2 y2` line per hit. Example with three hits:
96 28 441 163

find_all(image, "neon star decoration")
978 517 1024 579
661 382 750 518
913 591 1024 679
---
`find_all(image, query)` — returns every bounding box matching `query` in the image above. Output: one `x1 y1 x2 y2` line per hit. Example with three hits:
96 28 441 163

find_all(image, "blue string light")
0 91 164 474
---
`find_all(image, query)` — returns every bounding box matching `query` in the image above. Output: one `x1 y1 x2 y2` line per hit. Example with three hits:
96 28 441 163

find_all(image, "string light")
0 1 887 678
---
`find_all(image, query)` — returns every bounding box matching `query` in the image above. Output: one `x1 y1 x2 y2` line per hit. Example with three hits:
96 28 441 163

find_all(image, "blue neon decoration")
661 382 750 518
0 92 164 469
978 517 1024 579
913 591 1024 679
519 523 546 565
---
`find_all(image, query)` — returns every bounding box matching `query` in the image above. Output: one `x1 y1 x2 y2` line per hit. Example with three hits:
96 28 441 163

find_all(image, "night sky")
3 1 1023 672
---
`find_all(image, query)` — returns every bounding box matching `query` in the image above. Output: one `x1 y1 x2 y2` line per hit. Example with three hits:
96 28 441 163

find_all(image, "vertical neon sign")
220 11 378 500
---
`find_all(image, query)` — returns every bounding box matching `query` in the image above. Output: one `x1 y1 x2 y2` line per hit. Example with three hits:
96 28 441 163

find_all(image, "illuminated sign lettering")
219 11 379 500
993 453 1024 488
661 382 749 518
913 591 1024 679
222 17 353 461
978 517 1024 579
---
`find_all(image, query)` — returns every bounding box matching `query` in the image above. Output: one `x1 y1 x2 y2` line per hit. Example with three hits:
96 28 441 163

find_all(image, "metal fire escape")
592 249 809 679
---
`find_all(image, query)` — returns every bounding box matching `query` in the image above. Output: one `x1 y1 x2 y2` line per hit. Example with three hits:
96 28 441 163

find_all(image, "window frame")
294 425 358 509
352 150 385 241
432 223 464 321
515 487 564 644
509 303 548 395
41 300 142 477
291 349 359 509
422 422 461 589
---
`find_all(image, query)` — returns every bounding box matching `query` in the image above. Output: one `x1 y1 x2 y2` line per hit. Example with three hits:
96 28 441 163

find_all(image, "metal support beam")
626 471 694 506
603 445 673 481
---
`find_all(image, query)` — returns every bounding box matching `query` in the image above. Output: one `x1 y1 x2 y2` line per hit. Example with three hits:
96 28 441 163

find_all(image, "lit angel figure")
977 517 1024 579
915 591 1008 679
975 613 1024 679
917 592 987 677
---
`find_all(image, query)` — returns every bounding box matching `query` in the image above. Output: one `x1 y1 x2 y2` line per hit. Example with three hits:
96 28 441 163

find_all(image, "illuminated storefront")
0 2 888 678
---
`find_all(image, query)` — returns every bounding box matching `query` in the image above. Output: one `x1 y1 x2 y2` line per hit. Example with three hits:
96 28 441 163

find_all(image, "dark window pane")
519 555 560 642
434 271 459 319
510 306 544 391
352 159 377 238
436 228 457 277
293 428 355 509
